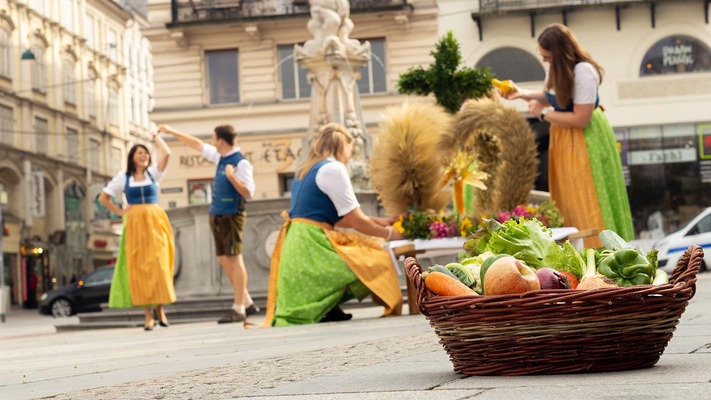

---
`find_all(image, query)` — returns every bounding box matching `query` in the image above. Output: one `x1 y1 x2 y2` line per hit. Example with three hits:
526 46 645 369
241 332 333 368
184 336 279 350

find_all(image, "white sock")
244 294 253 307
232 303 245 314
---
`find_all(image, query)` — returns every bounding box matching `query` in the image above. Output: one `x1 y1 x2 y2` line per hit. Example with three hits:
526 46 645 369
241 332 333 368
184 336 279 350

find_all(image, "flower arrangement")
394 209 478 240
440 148 488 214
494 200 564 228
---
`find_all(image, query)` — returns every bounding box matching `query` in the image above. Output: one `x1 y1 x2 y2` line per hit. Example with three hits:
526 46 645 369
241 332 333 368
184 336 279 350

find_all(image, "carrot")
558 271 579 289
425 271 477 296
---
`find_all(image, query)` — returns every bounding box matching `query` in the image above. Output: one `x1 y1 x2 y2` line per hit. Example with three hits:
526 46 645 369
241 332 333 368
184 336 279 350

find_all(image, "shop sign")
662 44 693 67
627 148 697 165
31 171 45 218
699 125 711 160
160 187 184 194
178 139 302 173
640 35 711 76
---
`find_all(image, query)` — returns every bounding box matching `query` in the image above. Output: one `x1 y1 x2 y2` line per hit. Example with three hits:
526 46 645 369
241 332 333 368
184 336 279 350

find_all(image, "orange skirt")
123 204 176 306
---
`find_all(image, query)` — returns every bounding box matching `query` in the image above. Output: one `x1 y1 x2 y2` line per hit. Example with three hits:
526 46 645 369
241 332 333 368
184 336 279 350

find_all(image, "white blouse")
201 144 256 198
103 166 164 198
545 61 600 105
314 157 360 217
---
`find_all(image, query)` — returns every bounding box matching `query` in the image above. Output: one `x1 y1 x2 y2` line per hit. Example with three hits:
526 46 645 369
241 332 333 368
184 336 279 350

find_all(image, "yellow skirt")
124 204 176 306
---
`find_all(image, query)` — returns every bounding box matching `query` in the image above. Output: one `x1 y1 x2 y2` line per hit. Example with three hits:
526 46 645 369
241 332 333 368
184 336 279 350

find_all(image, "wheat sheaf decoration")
370 101 453 216
442 98 539 213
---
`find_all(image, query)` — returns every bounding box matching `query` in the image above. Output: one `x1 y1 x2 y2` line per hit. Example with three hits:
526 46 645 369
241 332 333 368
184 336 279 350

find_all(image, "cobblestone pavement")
49 331 442 400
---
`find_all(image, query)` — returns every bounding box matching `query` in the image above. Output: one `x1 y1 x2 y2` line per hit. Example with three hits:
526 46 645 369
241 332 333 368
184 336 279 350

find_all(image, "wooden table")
388 238 467 315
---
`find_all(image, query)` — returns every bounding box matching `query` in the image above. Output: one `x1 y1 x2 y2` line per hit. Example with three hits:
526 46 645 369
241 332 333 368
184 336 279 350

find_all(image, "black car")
39 264 115 317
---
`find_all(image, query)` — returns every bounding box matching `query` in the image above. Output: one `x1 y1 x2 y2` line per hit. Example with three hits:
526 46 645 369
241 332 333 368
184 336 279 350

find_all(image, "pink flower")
497 211 511 223
512 205 530 218
429 221 449 239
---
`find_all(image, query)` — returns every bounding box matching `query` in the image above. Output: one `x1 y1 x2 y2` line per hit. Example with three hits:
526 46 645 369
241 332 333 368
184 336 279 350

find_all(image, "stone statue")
295 0 373 190
297 0 369 59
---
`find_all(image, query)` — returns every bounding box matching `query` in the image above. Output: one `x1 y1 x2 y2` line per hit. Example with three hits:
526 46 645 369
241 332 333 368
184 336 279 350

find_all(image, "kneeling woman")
99 133 176 330
264 124 405 326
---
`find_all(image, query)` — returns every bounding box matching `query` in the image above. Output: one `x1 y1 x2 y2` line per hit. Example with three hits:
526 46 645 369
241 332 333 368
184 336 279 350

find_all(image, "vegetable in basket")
479 218 585 278
597 248 656 287
598 229 667 286
536 268 572 290
463 219 504 257
424 271 477 296
479 254 508 294
426 264 458 279
483 256 541 295
577 249 617 290
450 251 497 294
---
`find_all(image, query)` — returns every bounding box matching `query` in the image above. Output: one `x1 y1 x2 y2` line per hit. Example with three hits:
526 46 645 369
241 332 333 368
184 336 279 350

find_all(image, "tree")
397 31 493 113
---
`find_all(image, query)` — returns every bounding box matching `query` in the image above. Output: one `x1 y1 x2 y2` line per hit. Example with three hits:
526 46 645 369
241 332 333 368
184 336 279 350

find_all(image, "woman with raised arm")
99 132 176 331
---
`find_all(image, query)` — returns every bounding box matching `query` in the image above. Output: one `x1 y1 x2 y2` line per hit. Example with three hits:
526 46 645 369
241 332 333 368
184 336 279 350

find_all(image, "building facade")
441 0 711 240
145 0 439 206
0 0 154 307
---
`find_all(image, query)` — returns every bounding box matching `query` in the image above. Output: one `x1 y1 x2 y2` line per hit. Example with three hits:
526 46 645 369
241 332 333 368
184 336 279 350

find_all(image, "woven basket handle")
669 244 703 290
405 256 429 311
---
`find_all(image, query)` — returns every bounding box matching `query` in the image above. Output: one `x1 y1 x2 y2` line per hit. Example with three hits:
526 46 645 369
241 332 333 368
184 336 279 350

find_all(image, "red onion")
535 268 572 290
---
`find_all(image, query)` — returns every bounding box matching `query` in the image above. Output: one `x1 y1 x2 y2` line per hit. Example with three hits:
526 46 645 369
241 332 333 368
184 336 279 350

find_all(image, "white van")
654 207 711 274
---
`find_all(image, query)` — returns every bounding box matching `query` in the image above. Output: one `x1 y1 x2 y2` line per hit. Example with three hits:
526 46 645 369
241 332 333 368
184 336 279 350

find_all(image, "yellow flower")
525 205 538 214
459 217 473 237
393 218 405 234
440 149 489 191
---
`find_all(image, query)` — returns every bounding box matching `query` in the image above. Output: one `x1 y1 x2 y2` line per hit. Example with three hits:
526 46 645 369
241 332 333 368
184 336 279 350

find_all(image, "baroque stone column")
295 0 372 190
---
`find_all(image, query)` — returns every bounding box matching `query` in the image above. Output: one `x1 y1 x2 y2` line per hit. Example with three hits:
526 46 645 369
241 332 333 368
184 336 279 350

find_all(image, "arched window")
475 47 545 83
0 29 11 78
0 181 8 205
31 45 47 92
63 60 76 105
640 35 711 76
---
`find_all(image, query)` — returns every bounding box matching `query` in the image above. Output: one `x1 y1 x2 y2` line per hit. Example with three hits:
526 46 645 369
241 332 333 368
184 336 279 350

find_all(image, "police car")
654 207 711 274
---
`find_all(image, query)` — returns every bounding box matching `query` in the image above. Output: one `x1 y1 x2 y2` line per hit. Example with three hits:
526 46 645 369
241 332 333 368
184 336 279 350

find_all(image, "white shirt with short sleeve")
544 61 600 106
103 166 164 198
314 157 360 217
572 62 600 105
201 143 256 198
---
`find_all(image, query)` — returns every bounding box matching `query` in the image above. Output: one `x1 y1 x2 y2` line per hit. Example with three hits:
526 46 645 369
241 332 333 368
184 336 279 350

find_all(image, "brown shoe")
246 303 260 316
217 309 246 324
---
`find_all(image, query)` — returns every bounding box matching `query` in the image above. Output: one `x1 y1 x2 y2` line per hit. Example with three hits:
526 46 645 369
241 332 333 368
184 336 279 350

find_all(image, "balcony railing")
478 0 668 14
171 0 409 25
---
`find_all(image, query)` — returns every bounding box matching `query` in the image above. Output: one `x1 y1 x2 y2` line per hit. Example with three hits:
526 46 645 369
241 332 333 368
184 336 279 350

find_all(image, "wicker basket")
405 245 703 376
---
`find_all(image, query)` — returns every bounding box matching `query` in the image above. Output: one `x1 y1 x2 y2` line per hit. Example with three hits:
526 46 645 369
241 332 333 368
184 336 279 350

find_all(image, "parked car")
39 264 115 317
655 207 711 274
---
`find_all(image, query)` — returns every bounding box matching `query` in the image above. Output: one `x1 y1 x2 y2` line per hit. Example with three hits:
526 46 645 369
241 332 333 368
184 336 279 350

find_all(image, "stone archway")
0 162 22 216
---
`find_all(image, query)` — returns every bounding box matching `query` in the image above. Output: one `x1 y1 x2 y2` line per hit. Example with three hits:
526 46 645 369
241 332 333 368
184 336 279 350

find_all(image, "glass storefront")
620 123 711 240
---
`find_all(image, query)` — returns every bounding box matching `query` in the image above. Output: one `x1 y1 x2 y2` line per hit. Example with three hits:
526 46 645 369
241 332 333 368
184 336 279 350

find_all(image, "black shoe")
154 308 169 327
320 306 353 323
246 303 260 316
217 309 246 324
144 320 155 331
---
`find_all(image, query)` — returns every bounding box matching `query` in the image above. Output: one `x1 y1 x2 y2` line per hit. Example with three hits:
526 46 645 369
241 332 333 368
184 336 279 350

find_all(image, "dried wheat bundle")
370 100 453 216
444 98 539 212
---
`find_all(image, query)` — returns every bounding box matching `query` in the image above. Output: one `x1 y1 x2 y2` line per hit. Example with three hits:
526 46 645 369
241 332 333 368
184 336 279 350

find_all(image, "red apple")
483 256 541 295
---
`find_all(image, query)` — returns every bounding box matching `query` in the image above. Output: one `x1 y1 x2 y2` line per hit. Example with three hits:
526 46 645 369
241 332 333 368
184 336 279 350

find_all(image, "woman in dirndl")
99 132 176 330
500 23 634 248
263 123 405 327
